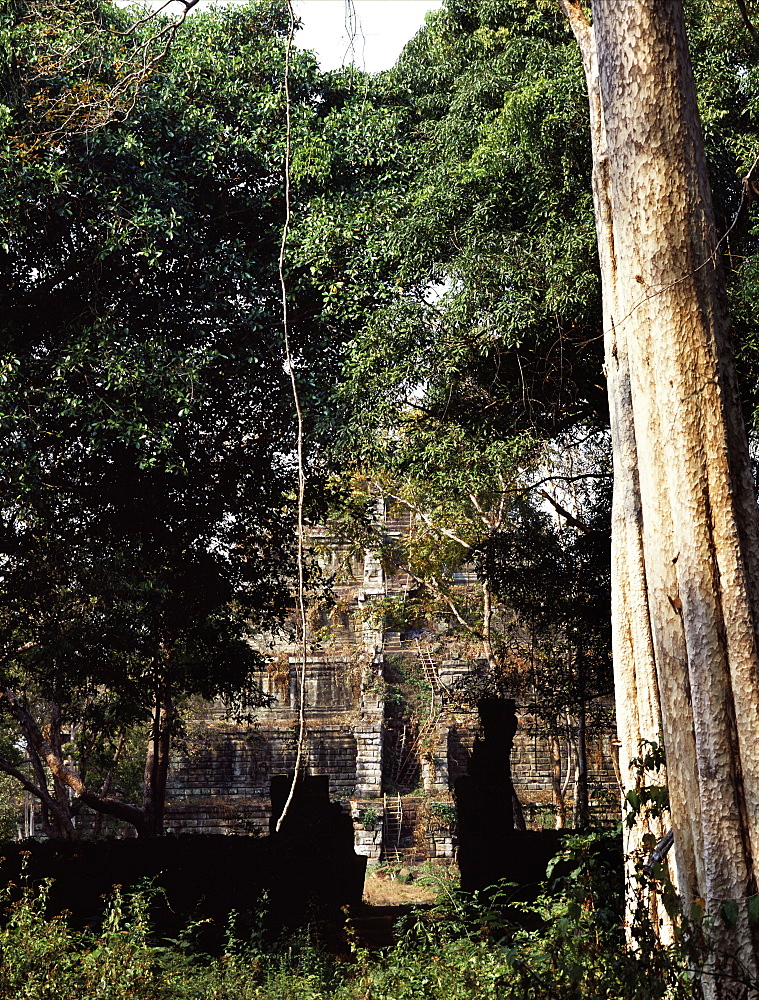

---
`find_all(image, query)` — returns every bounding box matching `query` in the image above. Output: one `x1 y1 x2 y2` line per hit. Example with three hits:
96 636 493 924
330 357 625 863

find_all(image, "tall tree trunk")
481 578 498 671
142 680 174 838
48 703 75 837
558 0 759 991
572 679 589 830
549 725 567 828
23 733 55 836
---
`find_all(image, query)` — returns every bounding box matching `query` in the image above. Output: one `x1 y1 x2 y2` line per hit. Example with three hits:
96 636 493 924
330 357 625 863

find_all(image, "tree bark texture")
550 728 567 828
559 1 759 991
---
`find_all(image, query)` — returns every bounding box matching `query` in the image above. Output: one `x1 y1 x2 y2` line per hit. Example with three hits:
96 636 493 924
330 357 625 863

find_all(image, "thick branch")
540 489 610 537
400 563 479 636
530 472 611 489
555 1 594 69
736 0 759 46
430 577 479 635
0 688 147 833
466 491 496 532
0 754 73 831
383 493 473 550
481 579 497 669
0 641 38 663
496 472 508 528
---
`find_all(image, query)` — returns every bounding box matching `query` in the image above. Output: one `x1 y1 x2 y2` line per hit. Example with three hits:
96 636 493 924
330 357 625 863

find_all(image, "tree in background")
0 0 359 837
316 6 759 958
476 455 613 830
323 421 613 828
308 1 615 825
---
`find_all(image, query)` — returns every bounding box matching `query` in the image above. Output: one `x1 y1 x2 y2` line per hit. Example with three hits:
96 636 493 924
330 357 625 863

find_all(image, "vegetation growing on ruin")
0 831 721 1000
4 0 759 992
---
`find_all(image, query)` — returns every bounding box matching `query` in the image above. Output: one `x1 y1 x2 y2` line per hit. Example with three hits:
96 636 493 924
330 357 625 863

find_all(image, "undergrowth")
0 832 726 999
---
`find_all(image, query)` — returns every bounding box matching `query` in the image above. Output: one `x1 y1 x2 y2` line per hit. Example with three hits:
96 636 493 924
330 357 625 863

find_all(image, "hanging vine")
274 0 307 833
273 0 362 831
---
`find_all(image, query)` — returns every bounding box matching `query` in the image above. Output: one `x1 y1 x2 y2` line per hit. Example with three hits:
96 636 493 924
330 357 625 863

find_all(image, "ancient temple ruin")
161 501 621 862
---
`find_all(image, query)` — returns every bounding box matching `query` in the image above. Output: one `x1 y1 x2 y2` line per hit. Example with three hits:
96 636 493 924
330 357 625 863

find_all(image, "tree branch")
0 755 66 822
22 2 198 150
0 641 39 666
397 562 479 636
530 472 612 490
429 575 480 635
540 490 610 537
466 491 493 532
0 687 147 834
386 494 473 550
736 0 759 46
22 732 55 831
496 472 508 528
555 1 594 64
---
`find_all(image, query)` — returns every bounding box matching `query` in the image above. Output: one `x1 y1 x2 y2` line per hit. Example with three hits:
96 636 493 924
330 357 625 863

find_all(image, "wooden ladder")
382 793 403 861
417 640 455 703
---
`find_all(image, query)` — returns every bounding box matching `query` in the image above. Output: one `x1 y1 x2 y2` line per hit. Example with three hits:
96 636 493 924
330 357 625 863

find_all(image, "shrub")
0 881 159 1000
0 834 717 1000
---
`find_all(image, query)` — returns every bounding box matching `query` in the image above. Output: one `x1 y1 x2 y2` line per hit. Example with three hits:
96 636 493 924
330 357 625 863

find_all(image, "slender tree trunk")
142 679 174 838
549 725 567 828
481 579 497 671
0 686 148 836
2 741 74 839
573 671 589 830
93 731 126 839
24 734 54 835
48 703 75 836
559 0 759 990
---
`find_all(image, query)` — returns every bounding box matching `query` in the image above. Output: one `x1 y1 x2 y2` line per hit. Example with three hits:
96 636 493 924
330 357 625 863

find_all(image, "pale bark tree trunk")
558 1 759 992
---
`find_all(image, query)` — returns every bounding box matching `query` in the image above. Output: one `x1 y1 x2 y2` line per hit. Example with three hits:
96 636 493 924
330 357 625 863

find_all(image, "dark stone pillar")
454 697 518 892
269 774 366 913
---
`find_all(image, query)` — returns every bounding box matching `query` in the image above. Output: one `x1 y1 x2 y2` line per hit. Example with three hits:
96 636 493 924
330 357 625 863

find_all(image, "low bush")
0 880 159 1000
357 830 693 1000
0 832 720 999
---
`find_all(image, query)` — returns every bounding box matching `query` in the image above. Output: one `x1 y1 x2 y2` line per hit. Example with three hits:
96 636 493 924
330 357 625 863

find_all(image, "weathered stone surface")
152 537 620 858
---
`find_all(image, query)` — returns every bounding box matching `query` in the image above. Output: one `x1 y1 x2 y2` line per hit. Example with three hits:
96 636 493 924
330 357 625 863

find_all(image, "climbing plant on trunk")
558 0 759 990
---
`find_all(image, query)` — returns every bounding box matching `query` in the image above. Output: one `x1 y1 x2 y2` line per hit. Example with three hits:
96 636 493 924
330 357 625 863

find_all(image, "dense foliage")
310 0 759 829
326 0 759 448
0 832 724 1000
0 0 758 845
0 0 371 834
0 0 759 992
307 1 615 823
